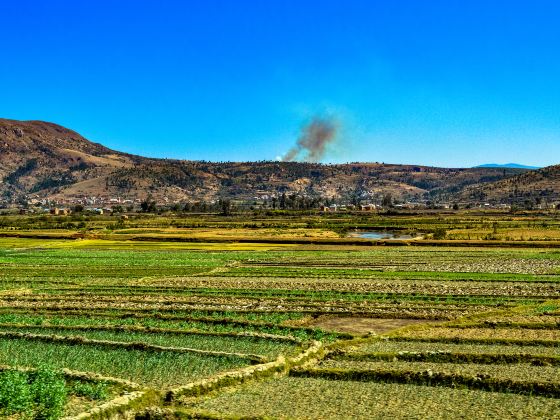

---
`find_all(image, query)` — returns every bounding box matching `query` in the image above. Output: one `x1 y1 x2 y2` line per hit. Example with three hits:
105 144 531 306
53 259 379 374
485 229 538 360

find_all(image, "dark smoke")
283 117 338 162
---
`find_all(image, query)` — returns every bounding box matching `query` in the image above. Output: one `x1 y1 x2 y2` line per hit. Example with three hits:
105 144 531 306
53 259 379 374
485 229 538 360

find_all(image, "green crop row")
0 310 343 341
0 303 476 323
0 329 294 361
0 322 301 343
0 338 249 388
32 287 550 305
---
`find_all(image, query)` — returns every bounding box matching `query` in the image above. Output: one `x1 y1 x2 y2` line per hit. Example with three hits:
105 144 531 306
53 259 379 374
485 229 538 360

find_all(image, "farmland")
0 212 559 418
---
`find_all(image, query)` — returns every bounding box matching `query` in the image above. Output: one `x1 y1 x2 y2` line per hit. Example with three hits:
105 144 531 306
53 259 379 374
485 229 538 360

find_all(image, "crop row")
122 275 560 293
384 336 560 347
0 331 271 362
330 351 560 366
348 339 560 356
0 302 479 321
436 321 560 330
0 293 490 312
0 310 323 336
36 279 560 298
238 252 560 275
0 324 304 360
291 365 560 398
0 322 301 343
0 338 248 388
0 307 306 323
317 359 560 384
0 293 527 311
208 267 560 282
392 327 560 342
474 313 560 325
3 263 559 292
0 265 211 278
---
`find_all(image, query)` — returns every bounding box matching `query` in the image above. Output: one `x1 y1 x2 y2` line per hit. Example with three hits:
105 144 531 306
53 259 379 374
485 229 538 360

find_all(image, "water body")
347 230 420 240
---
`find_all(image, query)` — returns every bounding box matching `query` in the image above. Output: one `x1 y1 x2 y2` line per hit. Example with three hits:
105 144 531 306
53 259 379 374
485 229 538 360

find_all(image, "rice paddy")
0 213 559 417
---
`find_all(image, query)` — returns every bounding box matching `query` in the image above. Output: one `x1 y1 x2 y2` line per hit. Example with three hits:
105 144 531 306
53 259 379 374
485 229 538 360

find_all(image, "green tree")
140 195 157 213
382 193 393 207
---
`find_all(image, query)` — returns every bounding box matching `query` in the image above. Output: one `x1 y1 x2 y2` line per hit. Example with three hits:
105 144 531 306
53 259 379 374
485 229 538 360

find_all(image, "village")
2 190 548 216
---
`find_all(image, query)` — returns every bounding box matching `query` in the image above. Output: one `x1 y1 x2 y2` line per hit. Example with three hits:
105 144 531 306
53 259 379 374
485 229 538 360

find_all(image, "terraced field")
0 235 558 418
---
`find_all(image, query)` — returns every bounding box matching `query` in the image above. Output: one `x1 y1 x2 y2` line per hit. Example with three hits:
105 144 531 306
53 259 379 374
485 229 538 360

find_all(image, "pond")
346 230 421 240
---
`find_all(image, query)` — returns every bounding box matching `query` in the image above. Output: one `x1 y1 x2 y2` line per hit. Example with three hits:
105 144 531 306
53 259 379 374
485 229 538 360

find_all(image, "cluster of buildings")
17 206 112 216
320 203 379 212
4 191 560 215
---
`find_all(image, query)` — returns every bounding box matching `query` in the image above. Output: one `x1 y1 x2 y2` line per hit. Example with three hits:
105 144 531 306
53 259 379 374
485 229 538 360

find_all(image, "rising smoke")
282 117 338 162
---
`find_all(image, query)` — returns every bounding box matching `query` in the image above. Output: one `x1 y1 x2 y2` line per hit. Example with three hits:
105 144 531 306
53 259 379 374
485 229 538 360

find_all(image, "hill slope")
0 119 535 205
457 165 560 206
0 119 140 202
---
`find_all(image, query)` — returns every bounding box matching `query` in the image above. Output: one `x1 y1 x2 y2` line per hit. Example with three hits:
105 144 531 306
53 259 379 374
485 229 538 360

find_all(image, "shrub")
0 370 32 414
432 228 447 240
0 367 68 418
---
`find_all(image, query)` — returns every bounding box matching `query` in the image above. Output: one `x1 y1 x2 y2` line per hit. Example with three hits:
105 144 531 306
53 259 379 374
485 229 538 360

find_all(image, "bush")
0 367 68 419
0 370 32 414
432 228 447 240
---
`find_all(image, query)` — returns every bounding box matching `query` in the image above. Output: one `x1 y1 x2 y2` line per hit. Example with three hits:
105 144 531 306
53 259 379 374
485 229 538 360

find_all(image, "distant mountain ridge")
475 163 540 169
0 118 554 206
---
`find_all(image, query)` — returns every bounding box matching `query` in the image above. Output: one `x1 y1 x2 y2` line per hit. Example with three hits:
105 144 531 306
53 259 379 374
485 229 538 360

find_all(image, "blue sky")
1 0 559 167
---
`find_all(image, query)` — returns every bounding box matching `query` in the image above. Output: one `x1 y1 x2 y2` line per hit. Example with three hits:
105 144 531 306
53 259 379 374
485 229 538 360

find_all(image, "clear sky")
1 0 559 167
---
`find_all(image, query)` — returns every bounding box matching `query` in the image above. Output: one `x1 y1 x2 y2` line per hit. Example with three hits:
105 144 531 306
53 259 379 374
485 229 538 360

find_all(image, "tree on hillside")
382 193 393 207
140 195 157 212
219 198 233 216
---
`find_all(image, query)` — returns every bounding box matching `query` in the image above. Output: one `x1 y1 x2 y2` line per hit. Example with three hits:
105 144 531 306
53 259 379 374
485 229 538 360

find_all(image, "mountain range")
475 163 540 169
0 118 555 206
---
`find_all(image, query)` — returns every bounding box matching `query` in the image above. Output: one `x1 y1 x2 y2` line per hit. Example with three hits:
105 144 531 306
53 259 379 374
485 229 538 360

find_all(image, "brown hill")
103 160 527 204
457 165 560 206
0 119 534 205
0 119 140 201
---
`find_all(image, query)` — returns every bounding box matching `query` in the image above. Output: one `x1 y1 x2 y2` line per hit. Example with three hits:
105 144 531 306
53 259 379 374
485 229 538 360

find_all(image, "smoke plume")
283 117 338 162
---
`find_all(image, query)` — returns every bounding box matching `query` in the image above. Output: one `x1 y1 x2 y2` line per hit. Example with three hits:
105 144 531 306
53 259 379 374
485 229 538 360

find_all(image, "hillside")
457 165 560 206
103 160 527 204
0 118 534 205
0 119 140 202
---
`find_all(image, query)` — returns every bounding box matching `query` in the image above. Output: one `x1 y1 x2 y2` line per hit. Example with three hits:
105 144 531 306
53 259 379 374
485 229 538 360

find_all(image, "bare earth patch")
307 316 428 335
